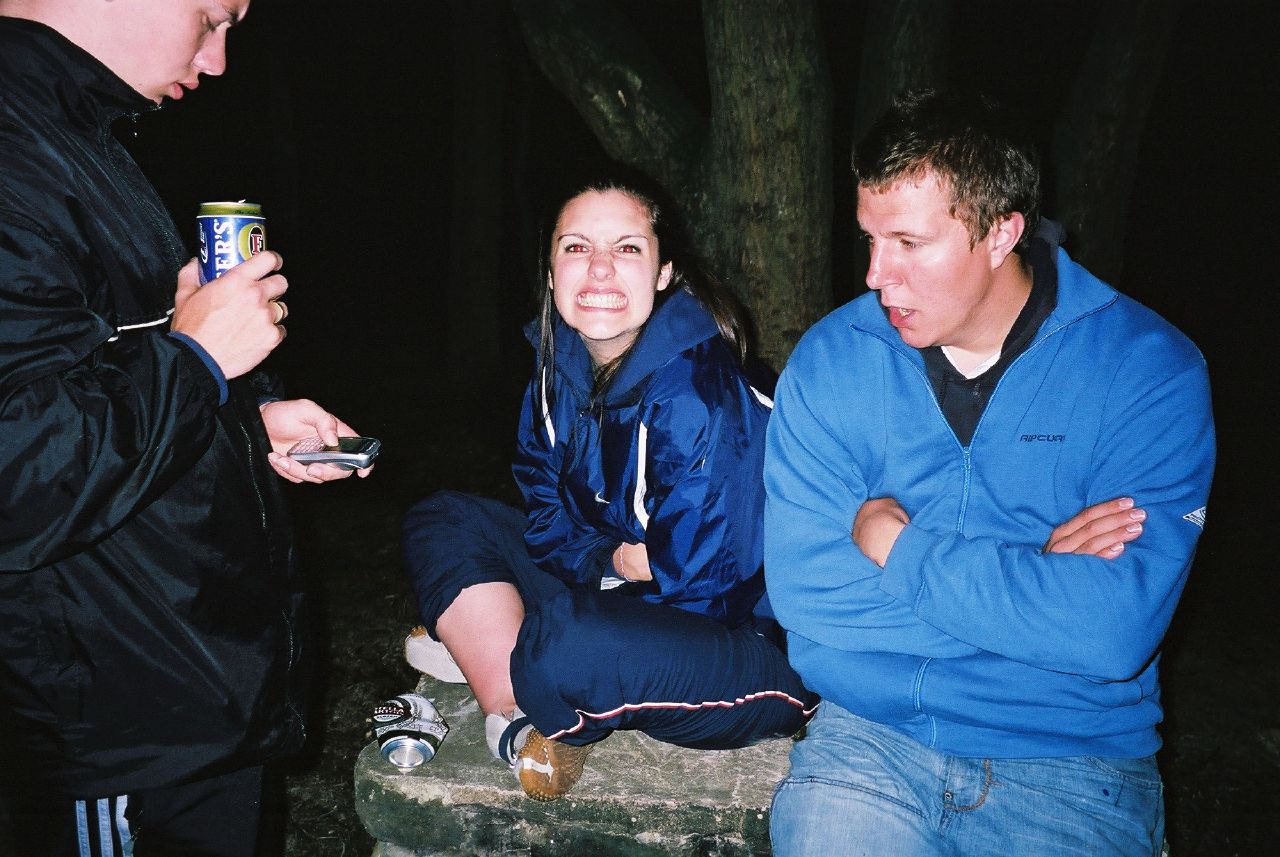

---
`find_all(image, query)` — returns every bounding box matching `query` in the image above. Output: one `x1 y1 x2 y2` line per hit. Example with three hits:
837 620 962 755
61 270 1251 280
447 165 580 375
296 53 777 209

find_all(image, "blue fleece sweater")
764 248 1215 758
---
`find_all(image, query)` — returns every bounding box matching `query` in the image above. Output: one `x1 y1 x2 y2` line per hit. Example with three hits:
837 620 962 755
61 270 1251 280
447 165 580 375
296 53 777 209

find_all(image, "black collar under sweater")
921 232 1059 447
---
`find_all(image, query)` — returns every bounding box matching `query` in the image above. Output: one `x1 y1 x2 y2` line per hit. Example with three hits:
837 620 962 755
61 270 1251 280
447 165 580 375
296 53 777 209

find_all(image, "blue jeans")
770 701 1164 857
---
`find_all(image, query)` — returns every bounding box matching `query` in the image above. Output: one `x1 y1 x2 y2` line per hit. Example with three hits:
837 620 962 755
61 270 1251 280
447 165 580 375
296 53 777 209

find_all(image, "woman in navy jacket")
402 177 816 801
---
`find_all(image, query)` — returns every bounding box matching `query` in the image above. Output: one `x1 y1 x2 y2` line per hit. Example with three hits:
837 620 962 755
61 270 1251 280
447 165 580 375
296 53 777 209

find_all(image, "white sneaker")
486 708 533 765
404 626 467 683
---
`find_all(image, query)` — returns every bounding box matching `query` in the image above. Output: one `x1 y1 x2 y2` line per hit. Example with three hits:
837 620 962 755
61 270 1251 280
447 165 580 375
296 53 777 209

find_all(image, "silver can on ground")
372 693 449 769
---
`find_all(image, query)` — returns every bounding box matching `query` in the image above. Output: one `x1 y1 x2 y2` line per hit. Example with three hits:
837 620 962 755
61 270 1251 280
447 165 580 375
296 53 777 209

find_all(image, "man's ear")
657 262 674 291
988 212 1025 268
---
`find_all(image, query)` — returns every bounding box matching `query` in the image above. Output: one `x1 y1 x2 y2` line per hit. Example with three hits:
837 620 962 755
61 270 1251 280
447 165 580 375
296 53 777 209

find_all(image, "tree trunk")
513 0 832 368
852 0 956 147
511 0 704 203
700 0 832 368
1053 0 1182 284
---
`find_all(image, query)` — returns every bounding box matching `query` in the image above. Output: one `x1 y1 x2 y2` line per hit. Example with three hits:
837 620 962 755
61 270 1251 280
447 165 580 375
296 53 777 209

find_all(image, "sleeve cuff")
582 541 622 591
878 522 934 609
168 332 228 406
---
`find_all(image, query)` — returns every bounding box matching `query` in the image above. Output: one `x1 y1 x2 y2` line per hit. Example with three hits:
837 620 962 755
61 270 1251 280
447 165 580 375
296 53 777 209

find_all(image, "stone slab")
354 676 793 856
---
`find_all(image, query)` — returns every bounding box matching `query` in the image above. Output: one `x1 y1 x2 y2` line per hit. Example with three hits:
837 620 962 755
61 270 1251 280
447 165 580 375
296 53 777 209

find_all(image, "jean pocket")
1085 755 1163 791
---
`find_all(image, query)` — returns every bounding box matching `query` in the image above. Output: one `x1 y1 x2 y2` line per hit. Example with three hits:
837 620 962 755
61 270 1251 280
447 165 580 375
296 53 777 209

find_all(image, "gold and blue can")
197 201 267 285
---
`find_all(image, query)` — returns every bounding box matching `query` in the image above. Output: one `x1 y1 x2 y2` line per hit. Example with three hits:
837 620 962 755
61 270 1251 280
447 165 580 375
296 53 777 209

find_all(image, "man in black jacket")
0 2 371 854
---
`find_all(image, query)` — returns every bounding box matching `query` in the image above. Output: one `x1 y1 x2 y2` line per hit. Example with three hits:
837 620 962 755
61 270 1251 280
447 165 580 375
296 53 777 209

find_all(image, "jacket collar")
528 287 721 403
0 16 159 130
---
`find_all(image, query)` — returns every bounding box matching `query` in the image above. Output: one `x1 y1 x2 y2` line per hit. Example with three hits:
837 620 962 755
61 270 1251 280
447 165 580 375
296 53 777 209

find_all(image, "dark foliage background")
3 2 1276 854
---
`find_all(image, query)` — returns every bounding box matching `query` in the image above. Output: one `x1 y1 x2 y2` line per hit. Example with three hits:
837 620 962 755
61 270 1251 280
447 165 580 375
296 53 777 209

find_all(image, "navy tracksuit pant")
2 766 270 857
402 490 817 748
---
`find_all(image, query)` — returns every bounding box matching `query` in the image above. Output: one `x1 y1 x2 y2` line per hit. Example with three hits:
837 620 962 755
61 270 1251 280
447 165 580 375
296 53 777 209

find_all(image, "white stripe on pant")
74 795 134 857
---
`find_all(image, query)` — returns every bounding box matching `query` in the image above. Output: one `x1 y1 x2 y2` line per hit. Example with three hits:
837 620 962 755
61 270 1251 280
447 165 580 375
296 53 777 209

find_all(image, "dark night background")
10 1 1280 854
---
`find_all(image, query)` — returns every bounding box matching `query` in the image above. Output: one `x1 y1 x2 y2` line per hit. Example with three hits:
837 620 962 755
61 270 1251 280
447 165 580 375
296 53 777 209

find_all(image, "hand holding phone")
287 436 381 470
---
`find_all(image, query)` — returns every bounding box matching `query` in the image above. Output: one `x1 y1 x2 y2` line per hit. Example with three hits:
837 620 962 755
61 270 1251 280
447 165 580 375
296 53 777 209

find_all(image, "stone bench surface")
354 676 793 856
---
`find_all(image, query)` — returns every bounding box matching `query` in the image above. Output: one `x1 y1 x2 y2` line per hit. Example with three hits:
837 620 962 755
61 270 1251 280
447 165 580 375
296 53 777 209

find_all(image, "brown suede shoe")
514 727 595 801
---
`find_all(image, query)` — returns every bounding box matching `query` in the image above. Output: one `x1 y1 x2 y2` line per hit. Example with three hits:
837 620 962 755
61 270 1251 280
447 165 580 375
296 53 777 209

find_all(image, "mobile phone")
287 436 381 470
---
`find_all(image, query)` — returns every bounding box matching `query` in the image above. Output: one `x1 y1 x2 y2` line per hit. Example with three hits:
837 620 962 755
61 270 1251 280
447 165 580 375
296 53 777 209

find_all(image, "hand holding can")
171 246 288 379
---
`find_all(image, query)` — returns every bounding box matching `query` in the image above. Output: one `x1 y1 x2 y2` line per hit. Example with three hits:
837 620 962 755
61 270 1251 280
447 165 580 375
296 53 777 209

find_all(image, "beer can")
196 200 267 285
371 693 449 769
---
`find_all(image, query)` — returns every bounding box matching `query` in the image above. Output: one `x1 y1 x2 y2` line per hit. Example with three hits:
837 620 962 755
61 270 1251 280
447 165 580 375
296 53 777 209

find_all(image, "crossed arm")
853 495 1148 567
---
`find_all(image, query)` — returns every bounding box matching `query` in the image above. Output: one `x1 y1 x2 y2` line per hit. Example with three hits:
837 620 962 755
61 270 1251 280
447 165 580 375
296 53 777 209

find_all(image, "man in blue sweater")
764 89 1214 855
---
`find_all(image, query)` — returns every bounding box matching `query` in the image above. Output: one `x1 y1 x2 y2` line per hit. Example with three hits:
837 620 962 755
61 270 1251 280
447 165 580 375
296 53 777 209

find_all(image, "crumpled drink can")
371 693 449 769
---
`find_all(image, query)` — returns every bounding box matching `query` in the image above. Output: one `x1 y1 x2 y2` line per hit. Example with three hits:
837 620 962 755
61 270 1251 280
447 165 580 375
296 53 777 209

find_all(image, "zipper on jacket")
238 420 270 532
283 610 298 670
962 319 1069 451
951 310 1093 530
100 121 186 271
881 323 1066 534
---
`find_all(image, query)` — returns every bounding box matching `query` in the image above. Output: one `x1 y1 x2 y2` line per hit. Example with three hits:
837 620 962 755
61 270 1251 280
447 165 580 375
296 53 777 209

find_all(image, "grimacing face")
90 0 250 103
550 189 674 366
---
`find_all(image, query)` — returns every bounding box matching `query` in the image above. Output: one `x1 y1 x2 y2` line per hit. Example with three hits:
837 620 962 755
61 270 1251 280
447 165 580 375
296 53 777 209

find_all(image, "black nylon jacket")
0 18 307 796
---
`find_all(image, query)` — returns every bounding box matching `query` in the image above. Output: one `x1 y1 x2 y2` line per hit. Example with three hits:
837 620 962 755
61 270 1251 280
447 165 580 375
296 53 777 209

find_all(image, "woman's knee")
401 492 521 625
402 489 478 538
401 491 525 562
